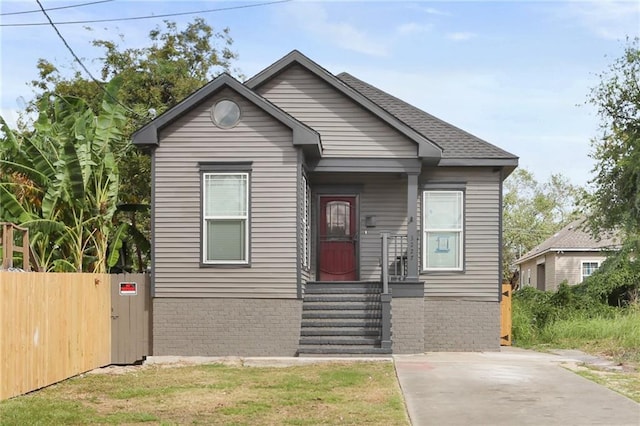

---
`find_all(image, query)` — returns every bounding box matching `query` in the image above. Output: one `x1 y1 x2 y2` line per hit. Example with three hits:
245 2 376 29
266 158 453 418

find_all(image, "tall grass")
512 290 640 363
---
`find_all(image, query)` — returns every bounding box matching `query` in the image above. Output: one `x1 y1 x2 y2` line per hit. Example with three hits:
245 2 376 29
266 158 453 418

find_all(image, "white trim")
202 172 249 264
580 260 600 282
422 190 464 271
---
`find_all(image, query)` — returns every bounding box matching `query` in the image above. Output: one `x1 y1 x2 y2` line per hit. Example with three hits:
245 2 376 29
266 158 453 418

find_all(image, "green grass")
539 310 640 363
513 302 640 364
0 362 409 425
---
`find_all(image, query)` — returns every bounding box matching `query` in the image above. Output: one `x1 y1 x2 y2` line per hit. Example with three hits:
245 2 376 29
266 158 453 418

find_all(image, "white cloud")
421 7 451 17
446 32 477 41
397 22 431 36
281 2 390 56
557 1 640 40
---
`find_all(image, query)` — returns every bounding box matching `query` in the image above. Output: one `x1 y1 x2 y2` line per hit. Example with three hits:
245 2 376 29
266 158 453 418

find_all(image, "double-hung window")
581 261 599 281
203 172 249 264
423 190 463 271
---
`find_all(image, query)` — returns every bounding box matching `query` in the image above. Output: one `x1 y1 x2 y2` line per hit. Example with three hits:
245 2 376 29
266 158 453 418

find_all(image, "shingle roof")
337 72 518 160
515 217 621 264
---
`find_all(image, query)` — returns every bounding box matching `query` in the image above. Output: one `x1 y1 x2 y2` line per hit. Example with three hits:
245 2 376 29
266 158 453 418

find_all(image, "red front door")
318 196 357 281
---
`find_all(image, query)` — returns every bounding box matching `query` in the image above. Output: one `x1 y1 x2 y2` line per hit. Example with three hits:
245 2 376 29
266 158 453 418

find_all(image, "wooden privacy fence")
500 282 512 346
0 272 111 400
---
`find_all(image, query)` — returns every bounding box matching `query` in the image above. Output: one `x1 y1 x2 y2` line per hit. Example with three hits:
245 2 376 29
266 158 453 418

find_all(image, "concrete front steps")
298 281 391 356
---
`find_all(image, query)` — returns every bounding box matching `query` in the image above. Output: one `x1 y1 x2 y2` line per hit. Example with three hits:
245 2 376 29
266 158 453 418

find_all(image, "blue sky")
1 1 639 187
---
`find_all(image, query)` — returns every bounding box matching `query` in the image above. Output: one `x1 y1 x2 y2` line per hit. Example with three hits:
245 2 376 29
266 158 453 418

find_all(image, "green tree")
586 37 640 237
0 79 127 272
503 168 583 279
21 18 239 271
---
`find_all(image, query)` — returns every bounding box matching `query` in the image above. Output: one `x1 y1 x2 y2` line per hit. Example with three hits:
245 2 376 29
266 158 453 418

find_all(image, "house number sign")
119 282 137 296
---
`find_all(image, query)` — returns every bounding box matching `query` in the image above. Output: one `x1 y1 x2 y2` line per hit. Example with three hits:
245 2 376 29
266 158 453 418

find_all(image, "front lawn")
0 361 409 425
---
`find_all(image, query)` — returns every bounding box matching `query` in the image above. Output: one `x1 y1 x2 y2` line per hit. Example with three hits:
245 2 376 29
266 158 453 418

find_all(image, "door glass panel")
326 201 350 237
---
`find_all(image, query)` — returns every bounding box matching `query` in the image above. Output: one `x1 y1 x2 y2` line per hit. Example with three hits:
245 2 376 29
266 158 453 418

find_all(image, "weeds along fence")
0 272 111 400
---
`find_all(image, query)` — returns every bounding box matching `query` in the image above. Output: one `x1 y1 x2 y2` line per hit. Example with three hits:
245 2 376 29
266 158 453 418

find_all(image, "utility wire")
2 0 291 26
35 0 146 120
0 0 113 16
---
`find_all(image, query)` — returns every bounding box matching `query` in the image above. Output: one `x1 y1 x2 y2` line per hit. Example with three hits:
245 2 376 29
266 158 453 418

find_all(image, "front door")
318 196 358 281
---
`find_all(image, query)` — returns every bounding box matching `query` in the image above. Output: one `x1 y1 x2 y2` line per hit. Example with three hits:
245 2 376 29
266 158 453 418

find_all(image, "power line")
0 0 113 16
35 0 146 120
2 0 291 27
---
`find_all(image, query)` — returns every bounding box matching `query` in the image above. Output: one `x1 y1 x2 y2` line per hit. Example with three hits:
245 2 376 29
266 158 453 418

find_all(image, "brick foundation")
391 297 425 354
153 298 302 356
424 299 500 351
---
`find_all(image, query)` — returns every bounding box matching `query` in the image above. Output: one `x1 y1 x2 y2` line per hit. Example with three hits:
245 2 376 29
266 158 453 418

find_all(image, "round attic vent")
211 99 240 129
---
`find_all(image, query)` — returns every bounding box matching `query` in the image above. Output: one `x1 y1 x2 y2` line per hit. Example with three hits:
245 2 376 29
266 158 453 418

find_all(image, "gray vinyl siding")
419 167 502 301
153 87 299 298
256 65 417 158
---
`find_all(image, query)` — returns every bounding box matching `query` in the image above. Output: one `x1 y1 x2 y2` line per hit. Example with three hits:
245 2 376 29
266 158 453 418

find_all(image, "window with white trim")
422 191 463 271
581 261 600 281
302 175 311 269
203 172 249 264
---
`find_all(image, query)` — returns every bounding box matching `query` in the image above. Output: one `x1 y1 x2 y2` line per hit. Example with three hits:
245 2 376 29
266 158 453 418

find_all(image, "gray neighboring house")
515 218 619 292
132 50 518 356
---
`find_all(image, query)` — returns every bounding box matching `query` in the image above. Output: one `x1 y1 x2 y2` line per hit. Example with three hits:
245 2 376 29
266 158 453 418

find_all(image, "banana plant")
0 77 128 272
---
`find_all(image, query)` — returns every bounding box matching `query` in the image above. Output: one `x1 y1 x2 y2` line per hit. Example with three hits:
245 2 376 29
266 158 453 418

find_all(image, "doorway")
318 196 358 281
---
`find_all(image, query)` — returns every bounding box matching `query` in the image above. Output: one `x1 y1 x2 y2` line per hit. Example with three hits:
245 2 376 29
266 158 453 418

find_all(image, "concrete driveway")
394 348 640 426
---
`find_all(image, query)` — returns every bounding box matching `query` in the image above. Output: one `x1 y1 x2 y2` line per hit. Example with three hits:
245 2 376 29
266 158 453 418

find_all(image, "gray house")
133 51 518 356
515 218 619 292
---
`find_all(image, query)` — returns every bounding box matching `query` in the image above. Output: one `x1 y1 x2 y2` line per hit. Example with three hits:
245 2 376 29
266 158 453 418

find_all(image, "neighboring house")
515 218 619 292
132 50 518 356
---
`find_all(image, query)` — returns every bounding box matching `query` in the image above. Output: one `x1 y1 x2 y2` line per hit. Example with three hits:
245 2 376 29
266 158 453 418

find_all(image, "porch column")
406 172 419 280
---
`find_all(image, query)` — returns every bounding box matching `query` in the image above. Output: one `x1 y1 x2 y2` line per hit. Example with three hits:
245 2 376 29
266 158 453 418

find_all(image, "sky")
1 0 639 188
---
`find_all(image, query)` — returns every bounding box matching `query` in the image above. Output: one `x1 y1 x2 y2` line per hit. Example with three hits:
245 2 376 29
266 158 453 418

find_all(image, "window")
203 172 249 264
211 99 241 129
301 175 311 269
581 261 600 281
422 191 463 271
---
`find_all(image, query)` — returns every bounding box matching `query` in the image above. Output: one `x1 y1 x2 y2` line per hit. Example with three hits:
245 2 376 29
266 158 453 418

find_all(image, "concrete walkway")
394 348 640 426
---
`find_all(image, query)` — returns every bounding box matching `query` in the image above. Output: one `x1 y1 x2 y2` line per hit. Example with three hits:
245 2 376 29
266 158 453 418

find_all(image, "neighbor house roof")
337 72 518 164
515 217 621 264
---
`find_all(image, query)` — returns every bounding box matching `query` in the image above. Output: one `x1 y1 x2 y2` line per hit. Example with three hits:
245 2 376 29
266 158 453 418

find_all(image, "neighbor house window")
301 175 311 269
422 191 463 271
203 172 249 264
581 261 600 281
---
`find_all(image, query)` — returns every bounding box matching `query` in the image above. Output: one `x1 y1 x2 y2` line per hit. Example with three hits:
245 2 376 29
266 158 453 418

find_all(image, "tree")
21 18 239 271
586 37 640 237
0 79 127 272
503 168 583 279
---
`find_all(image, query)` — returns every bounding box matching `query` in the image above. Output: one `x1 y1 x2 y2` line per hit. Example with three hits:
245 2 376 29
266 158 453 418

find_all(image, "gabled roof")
515 218 620 264
245 50 443 161
132 73 321 158
337 73 519 166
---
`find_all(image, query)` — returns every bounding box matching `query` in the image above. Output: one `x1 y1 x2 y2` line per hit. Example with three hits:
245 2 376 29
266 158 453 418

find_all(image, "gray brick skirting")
391 297 425 354
424 299 500 351
153 298 302 356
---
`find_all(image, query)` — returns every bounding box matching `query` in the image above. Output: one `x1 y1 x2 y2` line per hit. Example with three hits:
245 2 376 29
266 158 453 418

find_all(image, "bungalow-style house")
515 218 619 292
132 50 518 356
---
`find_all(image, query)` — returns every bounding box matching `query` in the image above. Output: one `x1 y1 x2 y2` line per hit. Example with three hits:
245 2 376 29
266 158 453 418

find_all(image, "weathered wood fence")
0 272 111 400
